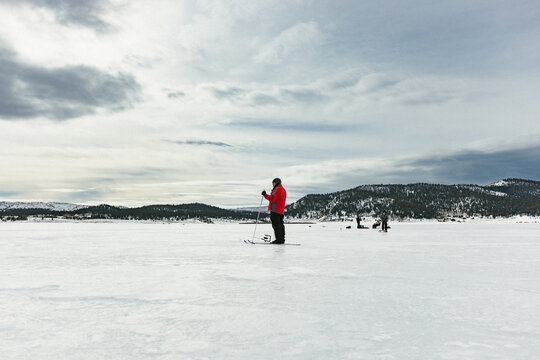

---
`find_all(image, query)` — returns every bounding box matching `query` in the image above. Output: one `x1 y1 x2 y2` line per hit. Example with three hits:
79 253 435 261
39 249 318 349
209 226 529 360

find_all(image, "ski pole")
252 196 264 242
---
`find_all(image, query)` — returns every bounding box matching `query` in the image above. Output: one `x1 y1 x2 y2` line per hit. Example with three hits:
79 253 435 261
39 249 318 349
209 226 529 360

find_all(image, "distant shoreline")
2 215 539 225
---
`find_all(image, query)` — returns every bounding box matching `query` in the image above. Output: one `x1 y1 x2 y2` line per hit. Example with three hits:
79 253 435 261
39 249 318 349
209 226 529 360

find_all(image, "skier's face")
272 181 276 187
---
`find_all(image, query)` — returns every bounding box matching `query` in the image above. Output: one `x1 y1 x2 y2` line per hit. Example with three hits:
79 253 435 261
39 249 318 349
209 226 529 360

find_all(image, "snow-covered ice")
1 221 540 359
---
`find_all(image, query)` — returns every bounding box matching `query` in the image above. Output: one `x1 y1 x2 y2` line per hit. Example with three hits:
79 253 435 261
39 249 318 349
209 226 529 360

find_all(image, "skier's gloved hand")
261 190 267 196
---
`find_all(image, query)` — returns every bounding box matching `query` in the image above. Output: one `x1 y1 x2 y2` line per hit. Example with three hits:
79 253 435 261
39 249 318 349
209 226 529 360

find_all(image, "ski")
243 239 301 246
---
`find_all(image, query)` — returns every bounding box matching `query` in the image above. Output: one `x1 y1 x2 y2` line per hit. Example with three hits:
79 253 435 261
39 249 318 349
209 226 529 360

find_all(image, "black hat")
272 178 281 185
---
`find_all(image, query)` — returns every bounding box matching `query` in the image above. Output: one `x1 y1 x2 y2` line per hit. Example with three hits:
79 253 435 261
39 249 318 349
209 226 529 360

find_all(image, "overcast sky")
0 0 539 207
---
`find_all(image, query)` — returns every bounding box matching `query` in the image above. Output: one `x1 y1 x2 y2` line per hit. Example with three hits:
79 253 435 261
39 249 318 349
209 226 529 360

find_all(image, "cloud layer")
3 0 112 31
0 45 140 120
0 0 538 206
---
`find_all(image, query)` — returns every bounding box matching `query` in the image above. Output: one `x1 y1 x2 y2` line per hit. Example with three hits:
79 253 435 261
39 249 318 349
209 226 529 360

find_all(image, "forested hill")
2 179 538 221
286 178 540 219
0 203 255 221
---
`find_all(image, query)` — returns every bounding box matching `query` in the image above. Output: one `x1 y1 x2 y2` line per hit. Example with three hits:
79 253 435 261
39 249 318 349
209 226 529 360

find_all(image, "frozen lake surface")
1 221 540 359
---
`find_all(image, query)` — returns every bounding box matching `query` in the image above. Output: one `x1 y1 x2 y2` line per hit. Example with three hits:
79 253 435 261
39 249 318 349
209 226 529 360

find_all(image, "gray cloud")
403 145 540 185
125 168 171 178
329 77 359 90
355 74 401 93
0 46 140 120
333 145 540 191
0 190 20 198
249 93 281 106
280 88 326 103
166 139 233 148
256 1 540 78
401 89 459 106
207 86 327 106
3 0 112 32
226 117 348 133
207 85 327 107
292 145 540 197
54 189 109 203
167 91 186 99
208 86 247 101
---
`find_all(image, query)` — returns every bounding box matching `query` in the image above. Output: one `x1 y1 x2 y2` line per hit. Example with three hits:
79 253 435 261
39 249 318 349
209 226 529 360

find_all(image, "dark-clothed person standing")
381 210 389 232
262 178 287 244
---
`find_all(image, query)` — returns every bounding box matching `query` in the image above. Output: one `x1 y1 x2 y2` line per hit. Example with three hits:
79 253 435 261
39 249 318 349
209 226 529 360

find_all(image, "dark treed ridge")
0 203 257 221
286 179 540 219
1 179 538 221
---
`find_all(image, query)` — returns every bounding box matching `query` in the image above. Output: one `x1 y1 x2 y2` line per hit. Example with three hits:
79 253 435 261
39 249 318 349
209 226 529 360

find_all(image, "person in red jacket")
262 178 287 244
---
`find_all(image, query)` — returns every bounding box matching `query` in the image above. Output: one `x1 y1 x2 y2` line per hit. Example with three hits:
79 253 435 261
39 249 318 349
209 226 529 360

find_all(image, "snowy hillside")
485 178 540 196
0 202 256 221
2 179 538 221
0 201 84 212
233 206 267 213
287 178 540 219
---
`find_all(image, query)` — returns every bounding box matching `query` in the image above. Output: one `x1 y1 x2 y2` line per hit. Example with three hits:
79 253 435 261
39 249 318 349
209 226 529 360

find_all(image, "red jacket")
264 184 287 214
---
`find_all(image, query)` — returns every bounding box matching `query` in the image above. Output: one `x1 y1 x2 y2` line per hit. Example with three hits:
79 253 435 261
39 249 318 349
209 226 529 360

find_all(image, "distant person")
262 178 287 244
356 214 361 229
381 210 389 232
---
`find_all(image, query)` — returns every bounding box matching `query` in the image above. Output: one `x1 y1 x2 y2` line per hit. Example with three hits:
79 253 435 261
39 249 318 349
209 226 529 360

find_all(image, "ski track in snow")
1 221 540 359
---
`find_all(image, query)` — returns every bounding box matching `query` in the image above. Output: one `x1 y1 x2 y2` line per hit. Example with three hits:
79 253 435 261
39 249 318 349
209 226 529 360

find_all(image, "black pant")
270 212 285 243
382 221 388 231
